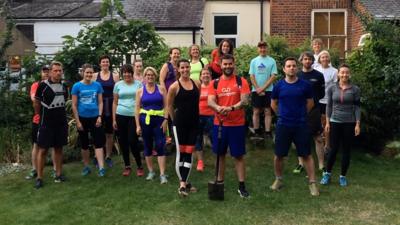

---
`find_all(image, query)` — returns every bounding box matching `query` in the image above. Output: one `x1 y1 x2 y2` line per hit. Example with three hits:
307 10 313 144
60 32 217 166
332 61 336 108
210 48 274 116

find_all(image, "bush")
347 19 400 152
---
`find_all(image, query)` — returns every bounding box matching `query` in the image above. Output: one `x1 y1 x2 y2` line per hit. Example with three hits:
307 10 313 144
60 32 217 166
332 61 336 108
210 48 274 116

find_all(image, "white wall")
157 31 202 47
33 21 201 55
203 1 270 46
34 21 99 56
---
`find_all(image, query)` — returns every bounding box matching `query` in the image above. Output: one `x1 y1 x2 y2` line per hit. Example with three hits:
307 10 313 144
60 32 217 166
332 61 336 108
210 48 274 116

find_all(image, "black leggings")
326 122 355 176
116 115 142 168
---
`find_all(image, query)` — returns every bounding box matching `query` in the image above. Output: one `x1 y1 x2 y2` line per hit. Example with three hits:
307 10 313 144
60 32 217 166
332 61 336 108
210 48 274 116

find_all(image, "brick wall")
271 0 361 54
270 0 311 46
351 0 368 49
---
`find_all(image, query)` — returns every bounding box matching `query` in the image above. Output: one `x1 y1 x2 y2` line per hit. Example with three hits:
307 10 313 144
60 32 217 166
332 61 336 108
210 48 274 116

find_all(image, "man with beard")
270 57 319 196
208 54 251 198
293 52 326 174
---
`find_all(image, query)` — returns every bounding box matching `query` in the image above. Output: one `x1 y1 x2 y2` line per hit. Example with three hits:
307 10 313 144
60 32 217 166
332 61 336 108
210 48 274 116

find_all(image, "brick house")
4 0 399 59
270 0 400 58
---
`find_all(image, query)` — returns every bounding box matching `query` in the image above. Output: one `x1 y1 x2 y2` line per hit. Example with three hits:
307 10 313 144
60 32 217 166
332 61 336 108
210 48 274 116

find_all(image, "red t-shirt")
208 75 250 126
199 83 214 116
30 82 40 124
210 49 222 75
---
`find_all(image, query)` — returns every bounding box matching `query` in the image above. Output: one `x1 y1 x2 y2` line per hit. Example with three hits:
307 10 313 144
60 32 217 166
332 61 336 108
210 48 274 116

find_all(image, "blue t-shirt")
271 78 313 127
71 81 104 118
249 55 278 92
113 80 142 116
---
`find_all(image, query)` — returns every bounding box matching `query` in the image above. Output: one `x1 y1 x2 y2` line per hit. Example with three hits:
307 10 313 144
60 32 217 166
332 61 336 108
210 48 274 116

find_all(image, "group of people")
26 38 361 199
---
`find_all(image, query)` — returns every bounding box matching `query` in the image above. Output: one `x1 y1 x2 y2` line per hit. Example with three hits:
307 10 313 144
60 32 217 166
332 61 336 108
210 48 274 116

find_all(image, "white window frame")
212 13 239 47
311 9 347 55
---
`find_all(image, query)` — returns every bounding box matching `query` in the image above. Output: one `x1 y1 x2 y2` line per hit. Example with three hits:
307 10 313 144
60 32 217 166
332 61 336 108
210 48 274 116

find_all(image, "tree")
55 19 166 82
347 14 400 152
0 0 14 66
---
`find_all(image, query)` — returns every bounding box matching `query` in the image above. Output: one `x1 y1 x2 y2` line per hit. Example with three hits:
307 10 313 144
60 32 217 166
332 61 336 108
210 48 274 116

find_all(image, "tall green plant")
0 0 14 66
55 19 166 82
347 17 400 152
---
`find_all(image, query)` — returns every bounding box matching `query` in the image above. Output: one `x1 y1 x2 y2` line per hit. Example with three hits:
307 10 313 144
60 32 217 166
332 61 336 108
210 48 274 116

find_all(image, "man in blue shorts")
270 57 319 196
208 54 251 198
34 61 68 189
249 41 277 140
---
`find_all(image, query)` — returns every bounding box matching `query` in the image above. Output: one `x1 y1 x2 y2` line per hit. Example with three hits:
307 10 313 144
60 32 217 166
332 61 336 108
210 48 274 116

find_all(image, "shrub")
347 19 400 152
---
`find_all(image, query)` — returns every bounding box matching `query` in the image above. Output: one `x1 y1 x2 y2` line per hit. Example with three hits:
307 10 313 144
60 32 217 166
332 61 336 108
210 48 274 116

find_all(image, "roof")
11 0 101 20
359 0 400 20
11 0 205 29
122 0 204 29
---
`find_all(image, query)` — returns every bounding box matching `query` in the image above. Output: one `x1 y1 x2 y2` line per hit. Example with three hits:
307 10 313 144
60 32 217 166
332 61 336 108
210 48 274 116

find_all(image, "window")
213 15 237 47
312 10 346 58
16 24 34 42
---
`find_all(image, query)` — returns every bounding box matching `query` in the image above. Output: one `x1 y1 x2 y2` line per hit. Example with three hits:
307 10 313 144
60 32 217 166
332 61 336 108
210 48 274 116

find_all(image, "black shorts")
320 103 326 115
78 117 105 149
251 91 272 108
37 123 68 149
32 123 39 144
307 106 323 136
102 116 113 134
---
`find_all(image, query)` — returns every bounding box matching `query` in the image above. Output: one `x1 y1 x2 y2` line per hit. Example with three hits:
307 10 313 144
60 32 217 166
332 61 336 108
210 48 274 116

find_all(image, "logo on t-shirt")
257 63 267 74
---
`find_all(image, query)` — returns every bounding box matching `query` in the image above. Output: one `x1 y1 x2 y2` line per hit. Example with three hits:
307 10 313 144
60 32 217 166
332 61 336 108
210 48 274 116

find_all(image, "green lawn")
1 141 399 225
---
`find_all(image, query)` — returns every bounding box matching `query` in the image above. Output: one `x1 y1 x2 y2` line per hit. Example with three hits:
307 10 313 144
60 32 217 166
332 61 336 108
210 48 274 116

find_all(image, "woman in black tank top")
167 59 200 197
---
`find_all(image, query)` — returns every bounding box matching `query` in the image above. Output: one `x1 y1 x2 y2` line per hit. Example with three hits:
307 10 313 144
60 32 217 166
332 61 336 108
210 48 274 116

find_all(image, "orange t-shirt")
199 83 214 116
208 75 250 126
30 82 40 124
210 49 222 75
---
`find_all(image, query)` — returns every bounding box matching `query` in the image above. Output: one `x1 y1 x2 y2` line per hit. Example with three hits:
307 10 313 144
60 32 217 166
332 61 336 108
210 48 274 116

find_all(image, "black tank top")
174 79 199 127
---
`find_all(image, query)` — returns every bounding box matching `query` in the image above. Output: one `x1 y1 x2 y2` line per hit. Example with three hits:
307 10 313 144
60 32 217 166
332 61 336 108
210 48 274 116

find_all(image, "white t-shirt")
314 65 338 104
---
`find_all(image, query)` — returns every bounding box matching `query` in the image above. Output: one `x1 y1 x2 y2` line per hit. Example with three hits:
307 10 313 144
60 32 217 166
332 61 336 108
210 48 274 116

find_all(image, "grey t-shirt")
326 83 361 123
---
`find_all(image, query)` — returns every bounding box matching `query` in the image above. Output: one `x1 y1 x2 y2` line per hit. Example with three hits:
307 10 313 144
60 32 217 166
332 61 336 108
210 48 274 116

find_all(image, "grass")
1 140 399 225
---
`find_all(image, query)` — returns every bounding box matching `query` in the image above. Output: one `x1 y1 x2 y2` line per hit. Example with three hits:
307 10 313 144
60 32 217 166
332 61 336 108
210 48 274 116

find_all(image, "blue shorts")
212 125 246 157
274 124 311 157
140 115 166 157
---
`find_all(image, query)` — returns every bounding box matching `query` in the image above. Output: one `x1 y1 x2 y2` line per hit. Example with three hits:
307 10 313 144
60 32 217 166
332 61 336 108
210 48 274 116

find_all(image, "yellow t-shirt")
190 57 209 81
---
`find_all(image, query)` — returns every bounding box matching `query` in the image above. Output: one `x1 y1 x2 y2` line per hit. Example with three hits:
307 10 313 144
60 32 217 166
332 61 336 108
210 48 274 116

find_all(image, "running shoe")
81 166 91 176
54 175 66 183
264 131 273 139
270 179 283 191
136 168 144 177
122 167 132 176
237 188 250 198
339 175 348 187
309 182 320 196
35 179 43 189
146 171 156 181
178 187 189 197
160 174 168 184
320 172 331 185
25 169 37 180
186 183 197 193
196 160 204 172
293 164 304 174
98 168 106 177
105 157 113 168
250 132 264 141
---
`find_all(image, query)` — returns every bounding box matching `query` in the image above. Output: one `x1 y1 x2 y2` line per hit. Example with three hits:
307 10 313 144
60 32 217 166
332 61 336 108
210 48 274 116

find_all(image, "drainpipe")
260 0 264 41
192 29 196 44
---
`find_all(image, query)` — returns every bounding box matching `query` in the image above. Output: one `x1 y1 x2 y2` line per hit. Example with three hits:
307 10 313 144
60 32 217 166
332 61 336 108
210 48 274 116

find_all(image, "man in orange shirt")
208 54 251 198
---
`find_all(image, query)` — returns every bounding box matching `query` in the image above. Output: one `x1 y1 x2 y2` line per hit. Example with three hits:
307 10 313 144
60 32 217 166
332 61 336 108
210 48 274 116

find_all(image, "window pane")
16 25 34 42
329 37 346 58
330 12 345 35
314 12 328 35
215 38 236 48
214 16 237 35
